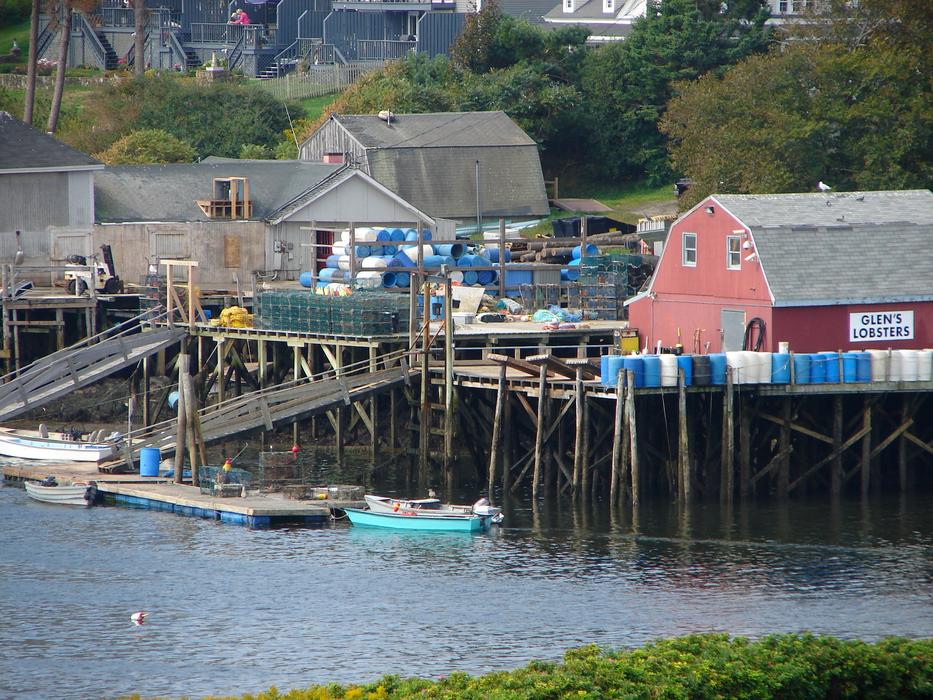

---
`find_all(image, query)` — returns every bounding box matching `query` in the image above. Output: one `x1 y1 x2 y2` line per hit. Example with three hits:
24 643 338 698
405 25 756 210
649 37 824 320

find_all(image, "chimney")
323 152 344 164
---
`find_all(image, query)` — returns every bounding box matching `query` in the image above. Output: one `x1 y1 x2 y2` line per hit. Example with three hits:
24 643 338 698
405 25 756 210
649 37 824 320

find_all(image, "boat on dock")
24 477 97 507
0 427 121 463
364 494 503 523
344 506 495 532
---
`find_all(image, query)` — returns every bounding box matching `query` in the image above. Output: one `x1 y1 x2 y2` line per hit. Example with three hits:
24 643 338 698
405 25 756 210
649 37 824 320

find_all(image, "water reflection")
0 478 930 700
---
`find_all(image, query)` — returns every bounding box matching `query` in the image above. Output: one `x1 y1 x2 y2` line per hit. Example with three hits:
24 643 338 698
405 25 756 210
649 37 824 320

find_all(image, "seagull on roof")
817 181 832 192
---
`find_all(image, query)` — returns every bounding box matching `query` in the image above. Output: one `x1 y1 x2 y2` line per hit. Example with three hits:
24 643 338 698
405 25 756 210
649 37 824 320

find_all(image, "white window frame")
727 235 741 270
682 232 697 267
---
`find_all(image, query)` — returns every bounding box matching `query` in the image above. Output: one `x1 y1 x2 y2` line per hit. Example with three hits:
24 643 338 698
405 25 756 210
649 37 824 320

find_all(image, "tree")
46 0 73 133
580 0 770 184
93 128 196 164
23 0 39 126
660 43 933 208
132 0 147 77
450 0 505 73
239 143 273 159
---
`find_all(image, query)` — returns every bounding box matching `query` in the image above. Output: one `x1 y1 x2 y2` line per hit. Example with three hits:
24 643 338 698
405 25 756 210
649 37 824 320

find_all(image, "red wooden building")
626 190 933 354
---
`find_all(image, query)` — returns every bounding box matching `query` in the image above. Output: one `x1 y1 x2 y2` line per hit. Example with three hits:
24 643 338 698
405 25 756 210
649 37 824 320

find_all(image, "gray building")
0 112 103 274
93 159 435 290
299 111 550 223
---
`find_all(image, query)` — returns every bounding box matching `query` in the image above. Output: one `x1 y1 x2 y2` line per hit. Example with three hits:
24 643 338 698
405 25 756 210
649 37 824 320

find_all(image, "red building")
626 190 933 353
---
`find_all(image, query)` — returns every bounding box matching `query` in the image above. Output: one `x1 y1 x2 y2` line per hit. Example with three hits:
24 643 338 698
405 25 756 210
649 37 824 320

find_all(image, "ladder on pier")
132 364 416 455
0 310 185 422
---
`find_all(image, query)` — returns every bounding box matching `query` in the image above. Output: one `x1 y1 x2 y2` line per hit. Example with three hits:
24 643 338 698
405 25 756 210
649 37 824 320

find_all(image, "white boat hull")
24 481 93 506
0 432 118 462
364 494 503 522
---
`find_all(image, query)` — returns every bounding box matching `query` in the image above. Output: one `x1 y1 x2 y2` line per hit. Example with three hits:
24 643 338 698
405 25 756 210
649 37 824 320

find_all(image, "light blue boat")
343 506 493 532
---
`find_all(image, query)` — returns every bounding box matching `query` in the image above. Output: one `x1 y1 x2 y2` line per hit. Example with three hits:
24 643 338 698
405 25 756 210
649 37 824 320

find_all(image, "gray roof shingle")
0 111 101 172
754 222 933 306
335 111 538 149
94 160 343 223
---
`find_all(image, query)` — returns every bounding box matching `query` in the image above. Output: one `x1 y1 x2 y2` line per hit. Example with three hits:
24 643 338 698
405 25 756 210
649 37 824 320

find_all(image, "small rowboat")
364 494 503 524
343 506 494 532
24 479 98 507
0 427 121 463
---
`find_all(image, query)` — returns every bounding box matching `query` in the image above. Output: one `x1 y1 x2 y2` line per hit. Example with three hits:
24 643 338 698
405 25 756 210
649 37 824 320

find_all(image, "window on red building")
727 235 741 270
682 232 697 266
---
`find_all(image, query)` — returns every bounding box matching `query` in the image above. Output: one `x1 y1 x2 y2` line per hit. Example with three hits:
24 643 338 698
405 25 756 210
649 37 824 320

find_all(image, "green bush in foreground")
198 634 932 700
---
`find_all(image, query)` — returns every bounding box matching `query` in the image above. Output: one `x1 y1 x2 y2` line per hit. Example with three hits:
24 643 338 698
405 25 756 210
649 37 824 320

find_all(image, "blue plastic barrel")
604 355 625 387
325 254 341 269
642 355 661 387
810 353 827 384
504 267 533 288
572 243 599 260
382 272 397 288
298 271 314 288
422 255 446 268
842 352 859 383
676 355 693 386
709 353 727 385
821 352 840 383
396 272 410 288
475 256 494 285
457 254 476 267
600 354 611 385
462 270 479 286
354 245 371 258
391 252 416 269
435 243 465 259
693 355 712 386
562 258 581 282
793 353 812 384
623 357 645 388
405 229 432 242
771 353 791 384
389 228 406 243
139 447 161 477
487 247 511 263
855 351 871 382
376 228 391 242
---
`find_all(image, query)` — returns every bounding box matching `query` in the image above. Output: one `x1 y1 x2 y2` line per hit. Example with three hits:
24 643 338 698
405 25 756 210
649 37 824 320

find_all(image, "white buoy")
659 354 678 387
131 611 147 625
918 349 933 381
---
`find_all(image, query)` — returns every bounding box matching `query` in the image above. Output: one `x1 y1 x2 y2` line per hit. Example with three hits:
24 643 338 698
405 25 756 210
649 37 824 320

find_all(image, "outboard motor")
40 475 58 487
84 482 98 506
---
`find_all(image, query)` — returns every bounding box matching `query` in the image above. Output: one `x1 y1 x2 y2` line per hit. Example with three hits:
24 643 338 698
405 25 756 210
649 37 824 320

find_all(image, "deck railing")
357 39 416 61
189 22 264 45
73 12 108 69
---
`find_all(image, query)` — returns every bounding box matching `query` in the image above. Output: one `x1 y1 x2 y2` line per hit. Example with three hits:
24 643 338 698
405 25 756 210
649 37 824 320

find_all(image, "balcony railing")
336 0 455 4
189 22 265 46
357 39 416 61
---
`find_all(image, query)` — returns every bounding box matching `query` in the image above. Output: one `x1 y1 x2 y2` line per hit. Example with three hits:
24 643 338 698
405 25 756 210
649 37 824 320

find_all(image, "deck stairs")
130 362 416 456
0 309 184 422
95 31 119 70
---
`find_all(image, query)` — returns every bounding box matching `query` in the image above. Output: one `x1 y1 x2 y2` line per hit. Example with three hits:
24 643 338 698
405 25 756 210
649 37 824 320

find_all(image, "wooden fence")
254 62 385 100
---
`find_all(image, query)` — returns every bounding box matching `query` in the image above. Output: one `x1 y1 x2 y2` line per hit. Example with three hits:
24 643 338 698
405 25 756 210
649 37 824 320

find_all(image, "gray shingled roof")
754 222 933 306
0 111 101 172
335 112 537 149
368 145 549 219
94 160 343 223
715 190 933 228
499 0 558 24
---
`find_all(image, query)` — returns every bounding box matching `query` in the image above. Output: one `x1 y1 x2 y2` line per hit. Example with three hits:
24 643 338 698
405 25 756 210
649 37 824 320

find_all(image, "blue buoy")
389 228 406 242
475 256 494 285
793 353 812 384
354 245 371 258
709 353 727 385
325 254 341 268
676 355 693 386
139 447 161 477
771 353 791 384
462 270 479 286
642 355 661 388
405 229 431 242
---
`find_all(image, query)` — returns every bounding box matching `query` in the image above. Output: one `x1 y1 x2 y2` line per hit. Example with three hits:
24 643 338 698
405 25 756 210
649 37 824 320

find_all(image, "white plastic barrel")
918 349 933 381
402 244 434 262
659 354 678 387
868 349 889 381
355 227 377 242
888 350 903 382
355 271 383 289
360 256 388 270
899 350 919 381
337 255 351 271
338 229 350 244
754 352 772 384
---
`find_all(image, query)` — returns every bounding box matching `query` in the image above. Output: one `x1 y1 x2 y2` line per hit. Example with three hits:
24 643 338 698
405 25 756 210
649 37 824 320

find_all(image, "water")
1 480 931 699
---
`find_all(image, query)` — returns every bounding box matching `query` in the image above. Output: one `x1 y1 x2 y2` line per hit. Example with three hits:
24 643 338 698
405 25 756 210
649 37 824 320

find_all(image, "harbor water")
1 461 931 699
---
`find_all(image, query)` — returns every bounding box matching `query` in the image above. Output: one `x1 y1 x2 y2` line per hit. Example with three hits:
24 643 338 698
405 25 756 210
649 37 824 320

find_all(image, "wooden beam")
610 371 624 504
625 370 639 507
531 362 548 500
752 409 834 445
488 353 556 378
788 425 871 492
721 368 734 503
566 357 601 380
904 431 933 457
527 354 583 380
487 366 507 503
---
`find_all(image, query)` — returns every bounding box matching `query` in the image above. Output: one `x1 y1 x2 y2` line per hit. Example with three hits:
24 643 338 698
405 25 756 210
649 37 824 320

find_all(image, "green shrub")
94 128 196 164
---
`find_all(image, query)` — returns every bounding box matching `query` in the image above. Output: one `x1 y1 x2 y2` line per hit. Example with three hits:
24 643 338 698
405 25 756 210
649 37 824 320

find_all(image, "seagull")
131 611 147 626
817 181 832 192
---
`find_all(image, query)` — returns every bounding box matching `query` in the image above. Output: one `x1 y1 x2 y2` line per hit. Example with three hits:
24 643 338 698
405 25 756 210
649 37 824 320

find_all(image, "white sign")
849 311 914 341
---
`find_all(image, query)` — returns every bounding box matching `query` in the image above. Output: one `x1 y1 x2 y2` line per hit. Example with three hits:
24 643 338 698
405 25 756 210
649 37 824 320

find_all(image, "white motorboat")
0 427 121 463
24 478 98 507
364 494 503 523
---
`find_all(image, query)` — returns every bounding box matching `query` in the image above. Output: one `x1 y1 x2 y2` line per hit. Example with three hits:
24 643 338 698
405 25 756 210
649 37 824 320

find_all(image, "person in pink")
235 8 250 24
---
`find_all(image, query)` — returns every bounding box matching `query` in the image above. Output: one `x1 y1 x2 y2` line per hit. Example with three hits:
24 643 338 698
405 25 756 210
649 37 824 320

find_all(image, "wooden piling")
898 396 909 492
443 275 454 493
831 396 843 496
173 354 189 484
721 368 734 503
625 370 639 507
418 282 430 486
739 394 750 500
532 361 547 500
678 368 691 504
573 367 585 494
860 398 871 497
488 365 507 502
609 369 624 505
778 398 791 499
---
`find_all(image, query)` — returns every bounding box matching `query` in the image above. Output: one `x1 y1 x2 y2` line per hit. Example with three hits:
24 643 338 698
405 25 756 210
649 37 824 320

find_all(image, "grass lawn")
0 19 30 60
299 93 340 121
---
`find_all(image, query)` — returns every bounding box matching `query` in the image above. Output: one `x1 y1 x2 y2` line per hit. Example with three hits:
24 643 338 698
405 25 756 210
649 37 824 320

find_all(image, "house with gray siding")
92 159 436 291
299 111 550 223
0 112 103 278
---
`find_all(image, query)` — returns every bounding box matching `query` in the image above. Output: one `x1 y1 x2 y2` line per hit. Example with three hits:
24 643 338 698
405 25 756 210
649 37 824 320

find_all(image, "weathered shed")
298 111 550 221
0 111 103 269
626 190 933 353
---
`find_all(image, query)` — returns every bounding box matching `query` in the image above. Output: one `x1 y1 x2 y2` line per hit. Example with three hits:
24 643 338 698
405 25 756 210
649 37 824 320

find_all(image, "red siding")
772 303 933 353
628 197 773 353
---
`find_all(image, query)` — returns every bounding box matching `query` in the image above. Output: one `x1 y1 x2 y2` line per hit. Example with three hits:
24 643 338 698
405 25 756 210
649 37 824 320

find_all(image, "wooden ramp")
0 320 185 422
133 364 416 455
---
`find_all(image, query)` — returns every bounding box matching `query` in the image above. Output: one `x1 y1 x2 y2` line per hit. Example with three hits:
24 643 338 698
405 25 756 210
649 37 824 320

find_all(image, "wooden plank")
488 353 554 378
788 425 871 492
752 409 834 445
527 354 577 380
